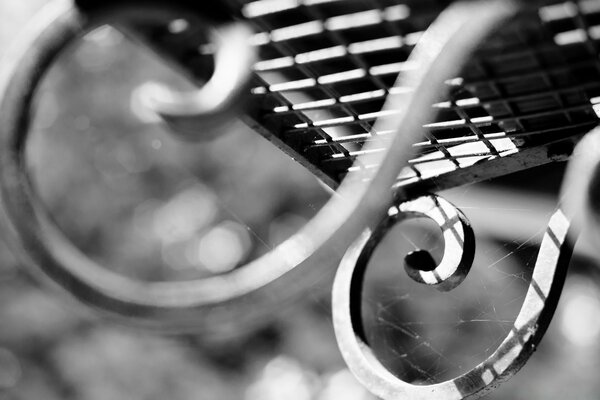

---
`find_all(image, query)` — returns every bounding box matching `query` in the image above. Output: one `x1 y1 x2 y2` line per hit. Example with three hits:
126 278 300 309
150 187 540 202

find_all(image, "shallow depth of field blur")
2 2 600 400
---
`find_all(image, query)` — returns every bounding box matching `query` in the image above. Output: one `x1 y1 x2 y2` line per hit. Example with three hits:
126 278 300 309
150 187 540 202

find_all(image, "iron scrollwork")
0 0 597 399
0 0 515 336
332 194 575 399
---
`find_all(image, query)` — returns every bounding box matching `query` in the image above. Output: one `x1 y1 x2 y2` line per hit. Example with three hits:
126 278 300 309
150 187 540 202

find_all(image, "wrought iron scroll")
0 0 596 399
391 195 475 292
332 197 575 400
0 0 515 335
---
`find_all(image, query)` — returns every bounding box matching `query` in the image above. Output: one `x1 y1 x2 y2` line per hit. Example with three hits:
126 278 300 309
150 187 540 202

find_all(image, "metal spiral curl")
335 194 476 351
332 199 575 400
400 195 475 292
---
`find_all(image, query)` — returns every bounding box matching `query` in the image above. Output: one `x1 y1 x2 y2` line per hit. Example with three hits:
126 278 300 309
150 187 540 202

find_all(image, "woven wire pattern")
241 0 600 187
125 0 600 187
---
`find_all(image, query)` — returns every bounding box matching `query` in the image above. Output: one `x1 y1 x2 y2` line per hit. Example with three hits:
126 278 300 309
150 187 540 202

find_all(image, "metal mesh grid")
242 0 448 186
121 0 600 189
242 0 600 187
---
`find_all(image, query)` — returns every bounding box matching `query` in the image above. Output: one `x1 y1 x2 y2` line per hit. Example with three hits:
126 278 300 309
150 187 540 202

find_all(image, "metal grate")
118 0 600 190
242 0 600 188
243 0 451 187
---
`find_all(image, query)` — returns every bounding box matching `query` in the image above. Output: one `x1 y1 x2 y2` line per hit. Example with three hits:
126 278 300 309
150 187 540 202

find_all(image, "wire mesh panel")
242 0 451 187
243 0 600 189
99 0 600 192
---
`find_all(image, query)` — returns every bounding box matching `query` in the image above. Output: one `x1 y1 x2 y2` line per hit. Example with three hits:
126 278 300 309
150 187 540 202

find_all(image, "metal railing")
0 0 599 398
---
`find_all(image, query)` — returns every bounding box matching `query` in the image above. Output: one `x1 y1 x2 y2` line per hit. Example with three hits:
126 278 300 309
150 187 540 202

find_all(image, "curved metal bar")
561 126 600 257
341 194 475 348
0 0 516 334
351 195 475 297
138 21 257 141
401 196 475 292
332 205 574 400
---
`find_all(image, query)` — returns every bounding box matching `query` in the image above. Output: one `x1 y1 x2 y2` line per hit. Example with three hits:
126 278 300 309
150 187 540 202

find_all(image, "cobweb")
360 182 557 385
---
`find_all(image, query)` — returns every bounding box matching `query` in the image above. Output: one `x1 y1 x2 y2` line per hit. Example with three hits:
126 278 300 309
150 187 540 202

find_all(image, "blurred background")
1 2 600 399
